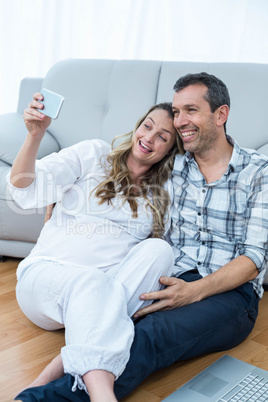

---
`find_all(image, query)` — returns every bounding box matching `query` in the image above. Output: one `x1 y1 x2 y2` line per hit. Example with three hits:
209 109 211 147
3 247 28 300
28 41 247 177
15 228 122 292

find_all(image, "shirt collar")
226 135 241 173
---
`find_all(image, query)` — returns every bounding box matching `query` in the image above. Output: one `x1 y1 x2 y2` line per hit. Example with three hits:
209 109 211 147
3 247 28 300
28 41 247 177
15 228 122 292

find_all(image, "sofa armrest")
17 77 44 115
0 112 60 165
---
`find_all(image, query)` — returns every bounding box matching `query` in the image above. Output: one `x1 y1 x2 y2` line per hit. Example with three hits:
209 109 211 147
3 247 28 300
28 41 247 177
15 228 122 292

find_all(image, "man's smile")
179 130 198 141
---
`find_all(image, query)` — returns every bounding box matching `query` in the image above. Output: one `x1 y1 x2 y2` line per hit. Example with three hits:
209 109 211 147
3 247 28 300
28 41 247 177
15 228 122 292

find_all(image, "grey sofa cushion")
0 112 60 165
40 59 163 148
257 144 268 157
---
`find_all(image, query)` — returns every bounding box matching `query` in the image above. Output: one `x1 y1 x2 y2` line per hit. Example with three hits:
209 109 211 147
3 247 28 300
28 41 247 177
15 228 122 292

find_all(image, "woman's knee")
137 238 174 278
144 238 174 265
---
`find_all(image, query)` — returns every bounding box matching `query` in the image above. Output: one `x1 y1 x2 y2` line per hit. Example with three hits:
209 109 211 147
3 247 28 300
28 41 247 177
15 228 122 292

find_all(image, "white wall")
1 0 268 114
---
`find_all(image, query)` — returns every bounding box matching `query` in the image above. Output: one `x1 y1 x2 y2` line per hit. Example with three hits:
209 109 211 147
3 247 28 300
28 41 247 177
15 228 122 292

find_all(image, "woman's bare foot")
28 354 64 388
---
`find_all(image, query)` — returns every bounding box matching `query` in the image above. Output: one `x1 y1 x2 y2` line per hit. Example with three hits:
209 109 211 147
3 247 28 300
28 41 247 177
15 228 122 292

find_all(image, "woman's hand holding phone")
23 92 52 140
11 90 60 189
24 89 64 140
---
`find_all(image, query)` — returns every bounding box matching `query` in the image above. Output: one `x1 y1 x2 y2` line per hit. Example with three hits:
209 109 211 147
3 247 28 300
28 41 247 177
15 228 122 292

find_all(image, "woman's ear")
216 105 229 128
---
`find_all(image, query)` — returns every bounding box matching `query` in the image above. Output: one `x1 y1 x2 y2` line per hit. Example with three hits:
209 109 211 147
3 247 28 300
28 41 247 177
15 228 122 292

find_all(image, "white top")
7 139 173 275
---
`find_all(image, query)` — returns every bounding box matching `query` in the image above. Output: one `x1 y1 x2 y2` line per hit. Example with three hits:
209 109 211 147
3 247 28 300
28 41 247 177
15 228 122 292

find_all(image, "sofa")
1 59 268 283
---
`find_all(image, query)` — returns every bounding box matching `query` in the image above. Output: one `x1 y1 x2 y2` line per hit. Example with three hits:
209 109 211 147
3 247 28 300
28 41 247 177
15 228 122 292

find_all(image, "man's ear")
216 105 229 128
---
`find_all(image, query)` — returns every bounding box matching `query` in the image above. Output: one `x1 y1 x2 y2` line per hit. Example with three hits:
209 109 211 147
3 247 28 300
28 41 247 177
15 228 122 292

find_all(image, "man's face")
172 84 219 157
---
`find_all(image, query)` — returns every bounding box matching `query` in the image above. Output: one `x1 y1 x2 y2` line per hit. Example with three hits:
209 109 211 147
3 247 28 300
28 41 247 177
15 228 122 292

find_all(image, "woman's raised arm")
10 93 52 188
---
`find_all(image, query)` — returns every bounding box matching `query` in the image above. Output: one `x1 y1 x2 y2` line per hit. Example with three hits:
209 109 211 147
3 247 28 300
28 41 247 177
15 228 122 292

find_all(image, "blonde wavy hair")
94 102 184 238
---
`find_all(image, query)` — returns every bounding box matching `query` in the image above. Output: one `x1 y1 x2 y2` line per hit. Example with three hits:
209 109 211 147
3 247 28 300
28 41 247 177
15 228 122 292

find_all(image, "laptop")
162 355 268 401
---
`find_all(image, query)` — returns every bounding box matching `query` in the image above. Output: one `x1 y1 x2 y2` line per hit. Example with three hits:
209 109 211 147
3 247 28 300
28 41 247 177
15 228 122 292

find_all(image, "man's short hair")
173 72 230 112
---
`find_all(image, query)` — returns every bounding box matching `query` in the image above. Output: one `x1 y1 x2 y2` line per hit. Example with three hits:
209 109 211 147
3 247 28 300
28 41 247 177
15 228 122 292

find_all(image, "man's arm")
133 255 258 318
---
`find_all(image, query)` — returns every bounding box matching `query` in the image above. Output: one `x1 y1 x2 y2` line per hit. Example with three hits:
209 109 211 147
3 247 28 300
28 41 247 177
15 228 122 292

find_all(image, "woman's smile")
138 140 153 153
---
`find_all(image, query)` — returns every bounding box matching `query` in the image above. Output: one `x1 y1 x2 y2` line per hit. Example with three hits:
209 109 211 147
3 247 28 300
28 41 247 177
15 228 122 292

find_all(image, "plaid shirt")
170 137 268 298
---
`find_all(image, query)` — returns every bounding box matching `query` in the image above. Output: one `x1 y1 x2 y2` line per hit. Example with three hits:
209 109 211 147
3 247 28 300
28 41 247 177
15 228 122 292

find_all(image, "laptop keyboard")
218 373 268 401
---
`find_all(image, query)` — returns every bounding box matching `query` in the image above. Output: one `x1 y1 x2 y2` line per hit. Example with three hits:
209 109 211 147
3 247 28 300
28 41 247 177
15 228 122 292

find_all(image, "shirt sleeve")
236 164 268 272
6 139 110 209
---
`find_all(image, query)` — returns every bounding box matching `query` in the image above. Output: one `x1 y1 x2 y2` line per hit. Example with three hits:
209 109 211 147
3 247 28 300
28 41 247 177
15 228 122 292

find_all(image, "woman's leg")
16 261 134 398
27 354 64 388
107 238 174 317
16 262 67 391
60 266 134 386
24 352 118 401
62 239 173 400
83 370 117 402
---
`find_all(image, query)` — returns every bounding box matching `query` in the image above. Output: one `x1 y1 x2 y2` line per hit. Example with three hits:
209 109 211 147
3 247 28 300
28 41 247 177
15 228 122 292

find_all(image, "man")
15 73 268 401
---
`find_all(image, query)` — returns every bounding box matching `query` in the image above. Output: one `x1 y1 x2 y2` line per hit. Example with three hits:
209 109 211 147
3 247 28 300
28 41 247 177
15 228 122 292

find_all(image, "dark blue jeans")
15 271 259 401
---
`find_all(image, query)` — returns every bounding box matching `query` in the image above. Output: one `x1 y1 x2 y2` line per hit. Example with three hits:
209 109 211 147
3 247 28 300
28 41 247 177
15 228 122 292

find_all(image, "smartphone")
36 88 64 119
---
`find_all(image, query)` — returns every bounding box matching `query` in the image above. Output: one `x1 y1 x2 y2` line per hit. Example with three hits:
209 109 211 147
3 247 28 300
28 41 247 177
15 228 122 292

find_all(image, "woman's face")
129 109 177 170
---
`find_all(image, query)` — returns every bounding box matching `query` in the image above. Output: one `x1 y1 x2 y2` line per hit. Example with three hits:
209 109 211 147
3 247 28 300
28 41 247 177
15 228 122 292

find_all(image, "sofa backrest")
29 59 268 156
43 59 162 148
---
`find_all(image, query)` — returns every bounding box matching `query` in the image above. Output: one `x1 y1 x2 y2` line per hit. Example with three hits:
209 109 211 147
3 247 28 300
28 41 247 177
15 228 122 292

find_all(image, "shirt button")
202 189 206 193
202 241 205 245
198 212 201 216
197 262 201 265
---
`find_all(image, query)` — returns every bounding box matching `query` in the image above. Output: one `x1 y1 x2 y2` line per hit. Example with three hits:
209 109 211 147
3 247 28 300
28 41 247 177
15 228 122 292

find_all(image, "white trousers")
16 238 174 387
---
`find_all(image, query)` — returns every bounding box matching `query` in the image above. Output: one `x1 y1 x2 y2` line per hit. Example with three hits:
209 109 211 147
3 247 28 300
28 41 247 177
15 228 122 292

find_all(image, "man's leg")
114 271 259 399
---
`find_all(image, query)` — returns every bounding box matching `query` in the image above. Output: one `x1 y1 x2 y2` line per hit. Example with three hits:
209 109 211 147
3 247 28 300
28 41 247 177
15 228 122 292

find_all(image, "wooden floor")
1 258 268 402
